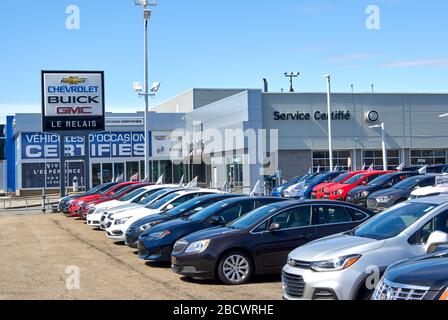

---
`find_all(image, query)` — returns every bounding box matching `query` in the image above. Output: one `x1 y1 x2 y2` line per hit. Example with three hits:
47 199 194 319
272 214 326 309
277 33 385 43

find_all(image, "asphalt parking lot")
0 212 281 300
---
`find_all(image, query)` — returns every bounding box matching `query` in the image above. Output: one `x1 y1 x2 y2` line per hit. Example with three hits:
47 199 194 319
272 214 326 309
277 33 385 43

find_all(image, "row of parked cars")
58 170 448 300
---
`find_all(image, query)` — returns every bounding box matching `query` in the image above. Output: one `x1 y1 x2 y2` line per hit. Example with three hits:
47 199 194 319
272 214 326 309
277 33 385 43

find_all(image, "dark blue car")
125 193 241 248
137 196 286 262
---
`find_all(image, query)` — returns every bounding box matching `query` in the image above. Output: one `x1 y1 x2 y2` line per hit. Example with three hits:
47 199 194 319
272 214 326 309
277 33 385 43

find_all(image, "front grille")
282 271 305 298
288 259 312 269
367 199 377 208
173 240 189 253
372 279 429 300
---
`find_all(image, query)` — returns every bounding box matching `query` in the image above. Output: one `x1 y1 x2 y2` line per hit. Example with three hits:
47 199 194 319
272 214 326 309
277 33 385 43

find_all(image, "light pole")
369 123 387 171
133 0 158 181
323 74 333 171
284 72 300 93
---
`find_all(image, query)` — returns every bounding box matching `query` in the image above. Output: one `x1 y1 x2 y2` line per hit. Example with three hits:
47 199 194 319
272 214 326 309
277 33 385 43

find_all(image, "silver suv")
282 196 448 300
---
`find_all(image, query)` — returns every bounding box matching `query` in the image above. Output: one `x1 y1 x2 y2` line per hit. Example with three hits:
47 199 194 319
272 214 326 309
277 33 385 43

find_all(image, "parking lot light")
369 123 387 171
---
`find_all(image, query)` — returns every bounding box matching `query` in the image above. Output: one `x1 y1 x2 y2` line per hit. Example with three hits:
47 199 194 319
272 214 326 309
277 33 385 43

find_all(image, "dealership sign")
274 110 351 121
21 132 148 160
41 71 105 131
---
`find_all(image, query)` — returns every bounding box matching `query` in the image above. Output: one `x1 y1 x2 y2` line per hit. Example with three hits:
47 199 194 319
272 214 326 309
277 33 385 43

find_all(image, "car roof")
266 199 372 211
409 195 448 205
212 196 285 205
171 188 222 195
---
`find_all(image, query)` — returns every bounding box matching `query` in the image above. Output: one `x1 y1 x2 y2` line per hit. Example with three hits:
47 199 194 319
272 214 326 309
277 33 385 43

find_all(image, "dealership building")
3 88 448 194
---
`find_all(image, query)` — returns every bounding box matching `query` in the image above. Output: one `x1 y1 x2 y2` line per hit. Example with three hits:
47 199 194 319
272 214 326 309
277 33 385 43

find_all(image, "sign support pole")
84 132 91 191
60 133 67 197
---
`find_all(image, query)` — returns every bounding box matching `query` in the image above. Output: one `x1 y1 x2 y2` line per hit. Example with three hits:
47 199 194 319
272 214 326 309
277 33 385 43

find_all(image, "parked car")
322 171 394 201
372 250 448 300
106 189 222 242
311 171 365 199
66 181 141 217
367 175 436 212
272 173 320 197
137 197 286 263
346 172 418 207
271 174 305 197
125 193 241 248
98 187 185 230
281 173 323 198
282 196 448 300
77 183 151 219
283 172 343 199
58 182 119 213
410 175 448 199
86 185 181 228
171 200 373 285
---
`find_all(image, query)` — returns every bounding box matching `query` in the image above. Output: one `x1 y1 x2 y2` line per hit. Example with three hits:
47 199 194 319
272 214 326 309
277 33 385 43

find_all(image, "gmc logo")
56 107 93 115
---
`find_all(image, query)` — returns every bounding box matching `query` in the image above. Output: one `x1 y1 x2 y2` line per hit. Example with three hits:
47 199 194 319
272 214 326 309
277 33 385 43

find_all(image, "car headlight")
78 201 85 206
377 195 393 202
310 254 362 272
185 239 210 253
439 288 448 300
115 217 132 225
361 191 370 198
150 230 171 239
333 189 343 195
138 220 163 232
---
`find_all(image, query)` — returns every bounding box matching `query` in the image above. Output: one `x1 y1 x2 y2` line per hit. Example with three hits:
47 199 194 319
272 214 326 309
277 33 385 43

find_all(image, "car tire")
217 251 253 285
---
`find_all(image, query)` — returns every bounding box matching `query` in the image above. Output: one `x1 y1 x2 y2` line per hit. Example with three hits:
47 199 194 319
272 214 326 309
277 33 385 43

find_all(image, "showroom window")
410 149 447 166
312 151 351 171
363 150 400 170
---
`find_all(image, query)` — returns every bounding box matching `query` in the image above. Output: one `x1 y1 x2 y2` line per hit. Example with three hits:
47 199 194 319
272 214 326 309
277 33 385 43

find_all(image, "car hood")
113 207 153 219
349 185 372 195
289 233 386 261
182 226 241 242
411 185 448 196
314 182 335 191
106 203 141 214
325 183 346 192
370 188 408 199
386 252 448 290
141 217 195 236
95 199 121 209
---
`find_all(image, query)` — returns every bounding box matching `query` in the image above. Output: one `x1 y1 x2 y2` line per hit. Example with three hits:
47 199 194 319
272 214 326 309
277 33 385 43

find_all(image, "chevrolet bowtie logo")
61 76 87 85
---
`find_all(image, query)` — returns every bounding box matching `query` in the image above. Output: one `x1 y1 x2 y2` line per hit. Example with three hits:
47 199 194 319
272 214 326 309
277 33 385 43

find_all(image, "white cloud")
382 58 448 68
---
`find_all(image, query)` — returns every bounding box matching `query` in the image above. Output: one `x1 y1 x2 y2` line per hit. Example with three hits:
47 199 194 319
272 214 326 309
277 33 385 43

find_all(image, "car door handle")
297 233 312 240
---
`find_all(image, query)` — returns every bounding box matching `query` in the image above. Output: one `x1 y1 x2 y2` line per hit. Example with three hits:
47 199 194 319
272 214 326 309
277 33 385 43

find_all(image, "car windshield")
368 174 393 186
86 183 112 195
228 205 277 229
188 201 233 221
161 197 216 216
146 192 181 209
118 188 147 201
140 189 172 205
394 177 429 190
101 184 130 195
343 174 365 185
331 173 350 183
351 202 436 240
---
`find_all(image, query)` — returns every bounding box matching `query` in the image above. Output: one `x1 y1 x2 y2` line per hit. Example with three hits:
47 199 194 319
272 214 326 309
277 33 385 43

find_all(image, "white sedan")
87 184 180 228
105 189 222 242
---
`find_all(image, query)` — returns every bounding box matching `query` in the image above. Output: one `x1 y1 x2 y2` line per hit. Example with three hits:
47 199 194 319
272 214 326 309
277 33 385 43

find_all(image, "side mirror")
210 216 224 225
425 231 448 254
165 204 174 211
269 222 281 232
361 181 367 186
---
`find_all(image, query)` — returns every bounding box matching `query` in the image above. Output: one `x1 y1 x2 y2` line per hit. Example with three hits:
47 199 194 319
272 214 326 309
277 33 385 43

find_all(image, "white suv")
282 196 448 300
105 189 222 242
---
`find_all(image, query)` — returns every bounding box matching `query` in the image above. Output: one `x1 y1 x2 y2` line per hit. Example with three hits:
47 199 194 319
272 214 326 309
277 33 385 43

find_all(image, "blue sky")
1 0 448 121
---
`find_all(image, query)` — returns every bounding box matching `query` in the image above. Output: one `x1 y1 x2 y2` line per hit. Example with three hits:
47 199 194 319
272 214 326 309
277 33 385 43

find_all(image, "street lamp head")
134 0 158 7
133 82 143 93
144 9 152 20
284 72 300 77
150 82 161 93
323 74 330 79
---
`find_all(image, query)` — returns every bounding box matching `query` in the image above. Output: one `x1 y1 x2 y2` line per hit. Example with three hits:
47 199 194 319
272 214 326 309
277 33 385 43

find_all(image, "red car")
77 183 152 219
66 181 141 217
322 170 395 201
311 170 366 199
